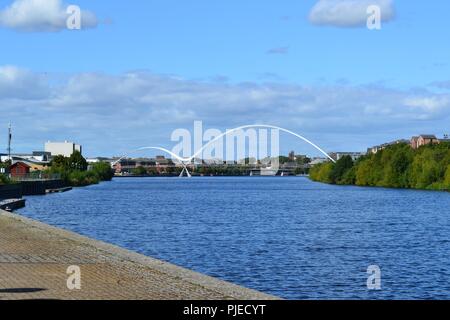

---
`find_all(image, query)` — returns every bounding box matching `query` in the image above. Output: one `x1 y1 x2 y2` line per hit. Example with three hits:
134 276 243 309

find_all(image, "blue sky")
1 0 450 157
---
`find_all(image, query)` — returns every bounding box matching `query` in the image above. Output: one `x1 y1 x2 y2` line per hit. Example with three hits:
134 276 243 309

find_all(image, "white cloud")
1 66 450 155
309 0 395 28
0 0 98 32
0 65 49 98
404 96 450 112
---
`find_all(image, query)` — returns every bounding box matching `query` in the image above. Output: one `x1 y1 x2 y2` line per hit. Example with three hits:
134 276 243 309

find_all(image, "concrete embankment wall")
0 209 279 300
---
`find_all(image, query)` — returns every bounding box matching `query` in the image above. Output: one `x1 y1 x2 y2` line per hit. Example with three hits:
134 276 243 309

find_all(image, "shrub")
68 170 100 187
90 162 114 181
0 174 11 185
131 166 147 176
309 162 334 183
330 155 354 184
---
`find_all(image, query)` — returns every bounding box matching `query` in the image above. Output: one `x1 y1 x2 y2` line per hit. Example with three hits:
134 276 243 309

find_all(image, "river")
17 177 450 299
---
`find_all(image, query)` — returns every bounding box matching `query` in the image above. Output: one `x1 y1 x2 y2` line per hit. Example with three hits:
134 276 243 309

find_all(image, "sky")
1 0 450 157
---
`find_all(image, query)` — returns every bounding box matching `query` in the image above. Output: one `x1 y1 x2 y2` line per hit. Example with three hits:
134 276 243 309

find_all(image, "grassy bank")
310 142 450 191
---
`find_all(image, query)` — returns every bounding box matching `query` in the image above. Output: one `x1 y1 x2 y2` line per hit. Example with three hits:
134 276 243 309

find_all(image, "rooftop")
418 134 438 139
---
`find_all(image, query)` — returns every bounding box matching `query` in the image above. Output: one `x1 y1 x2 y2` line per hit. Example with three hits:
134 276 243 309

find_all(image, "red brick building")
9 162 30 178
410 135 440 150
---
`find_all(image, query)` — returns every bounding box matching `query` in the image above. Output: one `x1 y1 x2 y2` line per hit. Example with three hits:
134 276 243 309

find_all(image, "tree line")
310 142 450 191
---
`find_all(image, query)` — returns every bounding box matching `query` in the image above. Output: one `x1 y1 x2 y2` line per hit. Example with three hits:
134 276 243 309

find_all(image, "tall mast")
7 123 12 161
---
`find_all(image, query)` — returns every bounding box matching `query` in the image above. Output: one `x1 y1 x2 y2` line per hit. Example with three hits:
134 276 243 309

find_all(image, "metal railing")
10 172 62 182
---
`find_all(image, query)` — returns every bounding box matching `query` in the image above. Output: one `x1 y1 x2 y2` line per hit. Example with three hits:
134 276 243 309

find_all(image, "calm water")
17 177 450 299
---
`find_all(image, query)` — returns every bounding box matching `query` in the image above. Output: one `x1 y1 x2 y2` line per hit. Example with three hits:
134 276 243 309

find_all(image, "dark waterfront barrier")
0 198 26 211
20 179 65 196
0 184 23 200
1 179 66 201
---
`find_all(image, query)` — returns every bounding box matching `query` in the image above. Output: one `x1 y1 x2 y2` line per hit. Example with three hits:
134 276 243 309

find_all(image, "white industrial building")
44 141 82 157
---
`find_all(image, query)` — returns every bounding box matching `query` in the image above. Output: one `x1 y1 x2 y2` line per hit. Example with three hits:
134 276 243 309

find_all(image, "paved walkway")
0 209 277 300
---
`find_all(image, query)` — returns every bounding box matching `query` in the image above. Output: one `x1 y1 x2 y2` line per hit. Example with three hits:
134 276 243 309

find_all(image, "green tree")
381 144 413 188
340 166 356 185
68 170 100 187
51 155 69 170
278 156 290 164
310 161 334 183
296 156 311 165
165 166 176 175
330 155 354 184
0 159 10 169
409 147 444 189
147 167 159 176
90 162 114 181
355 159 372 186
444 165 450 189
68 151 88 171
131 166 147 176
0 174 11 185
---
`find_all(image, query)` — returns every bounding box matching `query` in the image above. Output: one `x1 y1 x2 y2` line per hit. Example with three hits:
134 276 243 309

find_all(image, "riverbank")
0 208 277 300
310 142 450 192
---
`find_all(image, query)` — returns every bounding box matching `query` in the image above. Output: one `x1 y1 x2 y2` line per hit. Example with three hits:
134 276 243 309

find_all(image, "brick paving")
0 209 277 300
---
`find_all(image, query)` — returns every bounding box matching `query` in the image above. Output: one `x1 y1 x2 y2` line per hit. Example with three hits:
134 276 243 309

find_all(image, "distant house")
411 135 439 149
410 136 419 149
367 145 383 154
135 158 156 167
328 152 365 161
281 161 298 170
367 139 409 154
18 159 49 172
155 156 170 166
10 162 30 178
309 158 328 166
203 158 225 166
113 159 137 174
112 156 176 175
